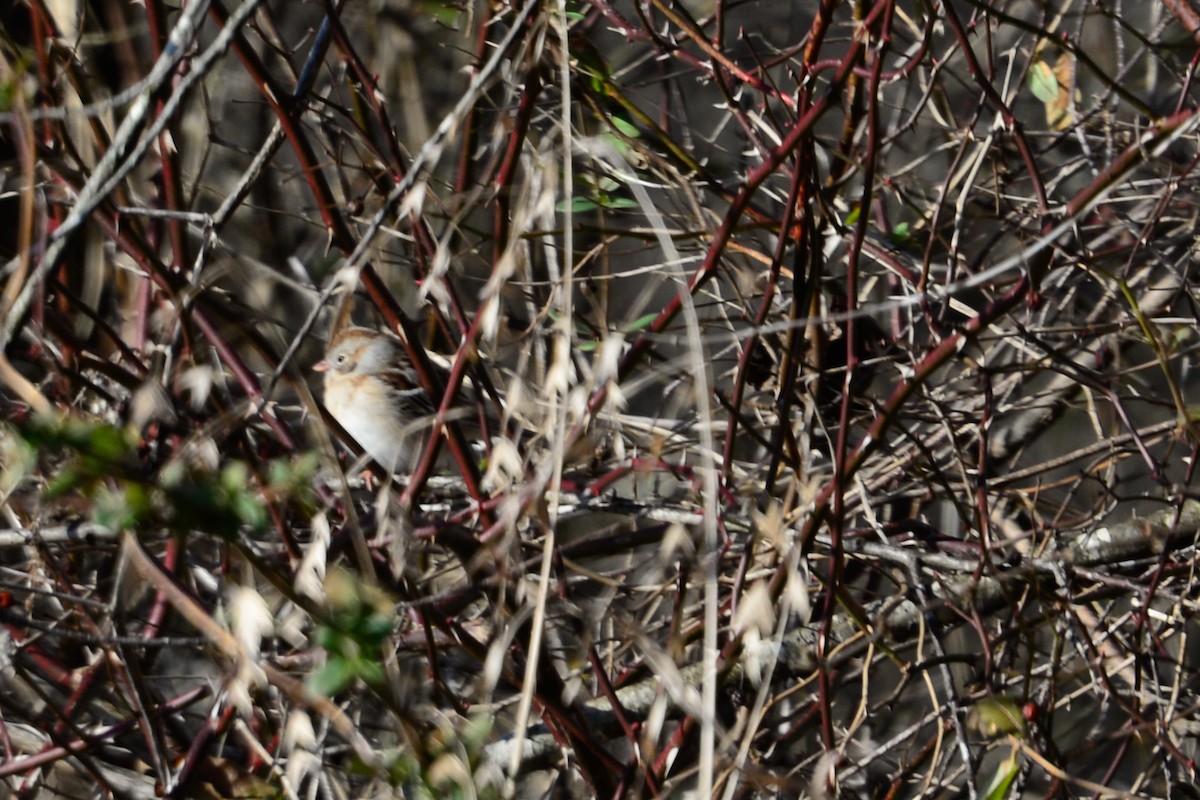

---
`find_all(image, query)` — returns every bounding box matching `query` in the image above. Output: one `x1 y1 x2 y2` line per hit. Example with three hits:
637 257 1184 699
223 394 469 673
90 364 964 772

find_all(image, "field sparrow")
314 327 440 473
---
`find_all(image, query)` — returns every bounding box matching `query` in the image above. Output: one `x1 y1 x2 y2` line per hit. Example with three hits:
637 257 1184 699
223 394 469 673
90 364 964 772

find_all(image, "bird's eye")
335 354 348 365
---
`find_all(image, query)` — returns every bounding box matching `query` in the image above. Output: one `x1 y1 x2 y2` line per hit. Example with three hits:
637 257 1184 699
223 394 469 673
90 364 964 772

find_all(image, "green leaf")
88 425 134 461
315 626 340 650
0 79 15 113
354 658 385 687
600 196 638 210
310 657 357 696
232 488 267 530
610 114 640 139
220 462 248 493
422 1 461 26
159 460 185 488
270 452 320 491
94 484 149 531
982 750 1021 800
461 714 494 750
45 466 86 499
599 132 632 159
0 425 34 494
625 312 659 332
1027 60 1059 103
558 196 600 213
361 614 396 645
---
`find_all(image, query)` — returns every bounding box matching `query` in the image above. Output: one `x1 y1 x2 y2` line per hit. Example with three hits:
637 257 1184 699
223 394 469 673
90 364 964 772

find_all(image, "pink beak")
313 359 330 373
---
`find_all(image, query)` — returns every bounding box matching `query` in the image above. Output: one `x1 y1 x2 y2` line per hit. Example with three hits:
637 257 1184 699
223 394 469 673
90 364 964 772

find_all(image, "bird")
313 326 444 474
